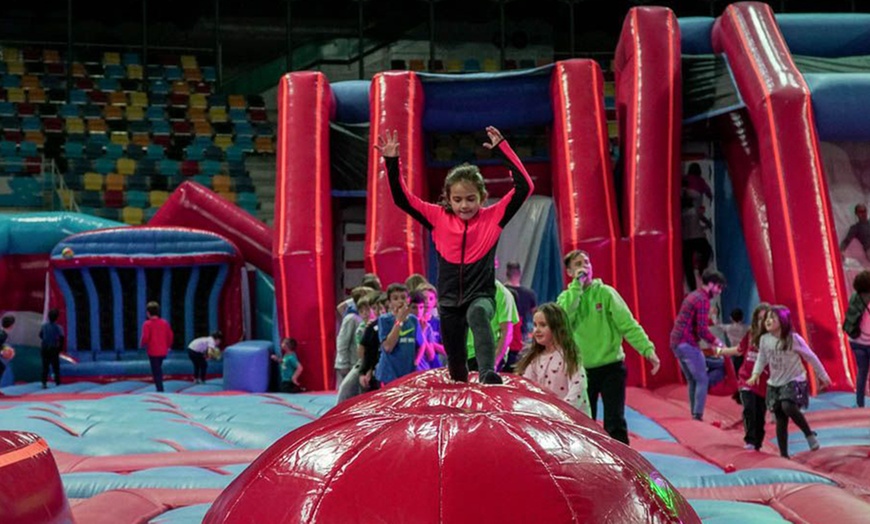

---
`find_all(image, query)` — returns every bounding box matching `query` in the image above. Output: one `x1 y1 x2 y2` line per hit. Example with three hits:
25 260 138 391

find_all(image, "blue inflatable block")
331 80 370 124
776 14 870 58
679 17 716 55
223 341 273 393
804 73 870 141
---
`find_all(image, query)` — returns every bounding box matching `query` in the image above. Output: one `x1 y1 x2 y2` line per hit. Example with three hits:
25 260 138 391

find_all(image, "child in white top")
748 305 831 459
515 303 591 416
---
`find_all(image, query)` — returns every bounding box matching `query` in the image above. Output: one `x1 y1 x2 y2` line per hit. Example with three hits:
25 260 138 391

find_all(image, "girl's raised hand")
482 126 504 149
375 130 400 157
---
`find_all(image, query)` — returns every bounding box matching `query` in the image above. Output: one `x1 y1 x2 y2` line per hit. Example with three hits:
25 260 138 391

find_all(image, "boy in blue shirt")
375 283 423 384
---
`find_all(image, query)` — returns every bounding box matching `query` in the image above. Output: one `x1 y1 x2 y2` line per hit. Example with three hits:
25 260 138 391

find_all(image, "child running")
377 126 533 384
747 305 831 458
719 303 771 450
515 303 591 416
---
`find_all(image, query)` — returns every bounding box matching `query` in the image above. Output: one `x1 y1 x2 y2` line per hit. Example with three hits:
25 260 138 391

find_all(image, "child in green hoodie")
556 250 660 444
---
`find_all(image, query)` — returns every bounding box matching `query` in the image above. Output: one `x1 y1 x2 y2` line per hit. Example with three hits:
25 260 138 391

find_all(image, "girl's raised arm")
376 130 440 228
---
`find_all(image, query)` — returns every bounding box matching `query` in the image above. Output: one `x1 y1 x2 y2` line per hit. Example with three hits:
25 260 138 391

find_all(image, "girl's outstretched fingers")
375 130 400 157
482 126 503 149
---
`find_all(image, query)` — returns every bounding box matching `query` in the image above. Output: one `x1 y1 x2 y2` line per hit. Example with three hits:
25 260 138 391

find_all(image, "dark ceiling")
0 0 867 67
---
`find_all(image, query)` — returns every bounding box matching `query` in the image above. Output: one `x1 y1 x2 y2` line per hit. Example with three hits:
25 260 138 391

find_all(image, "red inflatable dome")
389 368 548 393
329 370 603 434
0 431 72 524
205 388 699 523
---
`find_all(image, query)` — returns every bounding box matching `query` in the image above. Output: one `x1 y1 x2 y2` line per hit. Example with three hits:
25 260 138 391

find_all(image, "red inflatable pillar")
717 110 775 302
712 2 852 391
550 59 620 286
366 72 427 284
274 72 336 391
0 431 72 524
613 7 683 387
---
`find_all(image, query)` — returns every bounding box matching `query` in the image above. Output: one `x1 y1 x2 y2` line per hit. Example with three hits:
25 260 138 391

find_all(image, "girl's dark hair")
211 330 223 340
563 249 589 269
769 305 794 351
409 290 425 305
440 163 487 211
514 303 580 377
854 270 870 294
750 303 771 348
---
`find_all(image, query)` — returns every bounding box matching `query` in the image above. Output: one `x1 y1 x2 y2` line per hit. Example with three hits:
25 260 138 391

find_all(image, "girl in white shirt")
748 305 831 459
515 303 590 416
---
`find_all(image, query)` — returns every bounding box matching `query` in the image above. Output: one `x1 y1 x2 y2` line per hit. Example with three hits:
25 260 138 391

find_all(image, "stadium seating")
0 45 271 220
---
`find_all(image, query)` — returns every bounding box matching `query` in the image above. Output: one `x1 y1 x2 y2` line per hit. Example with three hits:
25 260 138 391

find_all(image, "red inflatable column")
550 59 620 285
0 432 72 524
274 72 336 391
366 72 427 284
717 110 775 302
712 3 852 390
613 7 683 387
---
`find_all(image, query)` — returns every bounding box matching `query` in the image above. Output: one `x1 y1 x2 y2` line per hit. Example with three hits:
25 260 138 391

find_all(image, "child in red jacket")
141 301 174 392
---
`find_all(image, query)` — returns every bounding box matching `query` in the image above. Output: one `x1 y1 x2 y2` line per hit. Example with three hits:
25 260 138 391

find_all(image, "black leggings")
773 399 813 458
188 349 208 382
41 349 61 386
439 297 495 382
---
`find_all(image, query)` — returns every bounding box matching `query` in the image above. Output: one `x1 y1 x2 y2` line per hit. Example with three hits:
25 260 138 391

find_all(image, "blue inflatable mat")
805 392 857 411
641 453 834 489
689 499 789 523
779 426 870 452
598 398 677 442
63 466 243 499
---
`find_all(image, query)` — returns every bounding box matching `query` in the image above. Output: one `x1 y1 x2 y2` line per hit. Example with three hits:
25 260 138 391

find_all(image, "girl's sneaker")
806 432 820 451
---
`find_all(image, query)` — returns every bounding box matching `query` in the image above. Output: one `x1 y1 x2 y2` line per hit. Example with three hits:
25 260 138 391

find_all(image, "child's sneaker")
479 370 503 385
806 432 820 451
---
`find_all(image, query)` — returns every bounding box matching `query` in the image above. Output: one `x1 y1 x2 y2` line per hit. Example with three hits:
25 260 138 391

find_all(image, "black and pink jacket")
385 140 533 308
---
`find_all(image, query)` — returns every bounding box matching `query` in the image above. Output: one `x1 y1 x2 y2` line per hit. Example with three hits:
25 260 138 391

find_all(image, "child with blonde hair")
515 303 590 416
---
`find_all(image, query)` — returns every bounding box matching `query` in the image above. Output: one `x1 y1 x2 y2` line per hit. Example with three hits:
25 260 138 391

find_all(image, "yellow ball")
61 247 74 259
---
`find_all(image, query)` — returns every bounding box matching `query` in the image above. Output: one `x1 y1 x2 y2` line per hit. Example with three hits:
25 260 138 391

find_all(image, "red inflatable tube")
366 71 428 285
717 110 775 301
712 2 852 391
549 59 620 285
273 71 337 391
149 181 273 276
0 431 72 524
613 7 683 387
